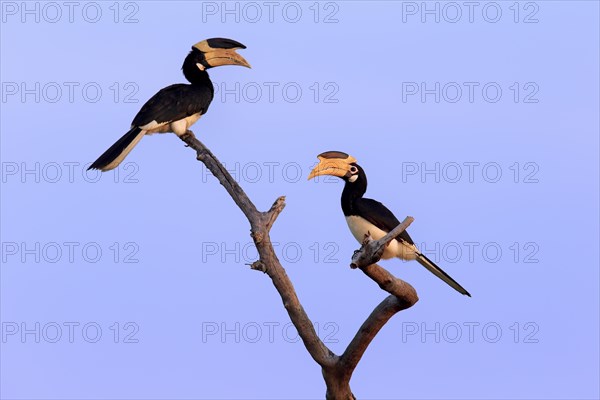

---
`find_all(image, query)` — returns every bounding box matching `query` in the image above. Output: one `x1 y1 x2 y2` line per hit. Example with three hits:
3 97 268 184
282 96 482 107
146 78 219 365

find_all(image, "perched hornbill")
89 38 250 171
308 151 471 296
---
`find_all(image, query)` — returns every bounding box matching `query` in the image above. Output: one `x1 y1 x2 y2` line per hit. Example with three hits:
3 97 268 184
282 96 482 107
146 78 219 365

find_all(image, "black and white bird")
89 38 250 171
308 151 471 296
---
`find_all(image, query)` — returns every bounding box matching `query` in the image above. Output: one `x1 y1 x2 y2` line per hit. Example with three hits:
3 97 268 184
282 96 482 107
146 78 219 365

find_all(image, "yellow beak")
203 48 251 68
193 39 251 68
308 154 357 180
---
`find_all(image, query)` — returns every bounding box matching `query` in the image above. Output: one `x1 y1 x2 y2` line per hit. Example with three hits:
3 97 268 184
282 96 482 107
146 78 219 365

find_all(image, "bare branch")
342 217 419 379
340 295 412 374
264 195 286 232
358 263 419 304
179 132 334 369
180 131 261 225
179 132 419 398
258 240 337 368
351 216 415 269
340 268 418 374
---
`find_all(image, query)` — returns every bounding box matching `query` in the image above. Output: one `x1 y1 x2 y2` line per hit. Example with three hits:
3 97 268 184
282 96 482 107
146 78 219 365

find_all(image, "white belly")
140 113 202 136
345 215 418 260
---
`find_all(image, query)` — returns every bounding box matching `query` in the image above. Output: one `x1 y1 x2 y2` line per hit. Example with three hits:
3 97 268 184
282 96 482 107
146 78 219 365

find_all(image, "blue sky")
1 1 599 399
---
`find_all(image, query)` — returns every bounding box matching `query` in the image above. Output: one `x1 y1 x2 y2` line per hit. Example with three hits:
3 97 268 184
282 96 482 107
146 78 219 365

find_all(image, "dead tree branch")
180 131 333 368
180 131 418 399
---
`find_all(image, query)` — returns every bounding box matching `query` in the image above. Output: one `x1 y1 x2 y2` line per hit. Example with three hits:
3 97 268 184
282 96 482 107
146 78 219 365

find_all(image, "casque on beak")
308 152 357 180
193 39 251 68
204 48 251 68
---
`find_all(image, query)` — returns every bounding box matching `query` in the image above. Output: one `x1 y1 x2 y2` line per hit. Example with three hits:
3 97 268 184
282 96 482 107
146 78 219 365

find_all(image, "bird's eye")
350 166 358 174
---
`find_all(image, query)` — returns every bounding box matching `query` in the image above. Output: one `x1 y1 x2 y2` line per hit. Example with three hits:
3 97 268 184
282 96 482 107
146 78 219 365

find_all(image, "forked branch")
180 131 418 399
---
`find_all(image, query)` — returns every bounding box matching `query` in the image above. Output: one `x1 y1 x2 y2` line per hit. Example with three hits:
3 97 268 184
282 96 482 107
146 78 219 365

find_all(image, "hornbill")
308 151 471 296
88 38 250 171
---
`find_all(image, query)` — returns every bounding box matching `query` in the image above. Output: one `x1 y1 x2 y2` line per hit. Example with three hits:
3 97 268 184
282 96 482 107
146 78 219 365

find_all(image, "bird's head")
308 151 363 183
189 38 251 70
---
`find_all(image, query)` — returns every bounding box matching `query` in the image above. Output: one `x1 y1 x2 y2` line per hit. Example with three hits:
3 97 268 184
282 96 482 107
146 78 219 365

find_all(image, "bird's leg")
362 231 372 246
350 232 375 269
180 130 197 146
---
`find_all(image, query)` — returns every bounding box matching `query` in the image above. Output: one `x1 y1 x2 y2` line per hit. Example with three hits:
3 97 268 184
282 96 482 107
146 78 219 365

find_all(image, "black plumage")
130 82 213 129
89 38 249 171
309 152 471 296
341 165 415 245
87 127 142 172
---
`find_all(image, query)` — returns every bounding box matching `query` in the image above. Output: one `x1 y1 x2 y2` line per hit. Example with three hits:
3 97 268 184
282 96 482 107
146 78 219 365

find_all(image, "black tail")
88 127 144 171
416 253 471 297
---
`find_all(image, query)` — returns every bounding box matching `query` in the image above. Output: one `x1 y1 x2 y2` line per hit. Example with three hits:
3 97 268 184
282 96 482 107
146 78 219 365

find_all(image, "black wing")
354 198 415 245
131 84 214 127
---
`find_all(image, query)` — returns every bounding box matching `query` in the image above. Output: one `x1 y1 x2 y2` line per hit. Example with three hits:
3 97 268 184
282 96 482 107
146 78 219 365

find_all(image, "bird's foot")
180 130 196 145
